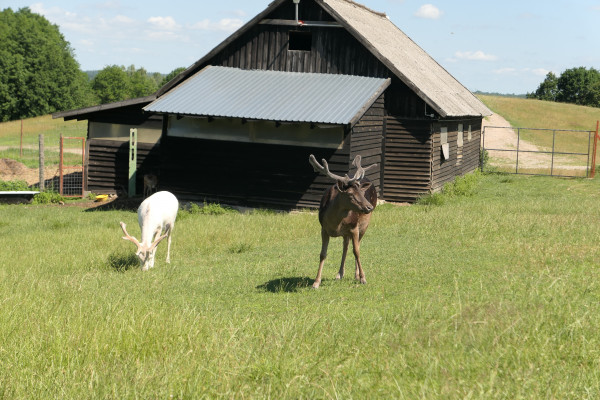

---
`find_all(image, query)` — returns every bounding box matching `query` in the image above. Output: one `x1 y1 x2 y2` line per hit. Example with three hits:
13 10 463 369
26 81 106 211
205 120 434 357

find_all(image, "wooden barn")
55 0 491 208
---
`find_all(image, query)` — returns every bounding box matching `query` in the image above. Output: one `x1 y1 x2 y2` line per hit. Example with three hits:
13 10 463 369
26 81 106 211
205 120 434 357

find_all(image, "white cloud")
113 15 135 24
493 67 552 77
191 18 244 32
531 68 550 76
455 51 498 61
148 16 180 31
415 4 442 20
493 68 517 74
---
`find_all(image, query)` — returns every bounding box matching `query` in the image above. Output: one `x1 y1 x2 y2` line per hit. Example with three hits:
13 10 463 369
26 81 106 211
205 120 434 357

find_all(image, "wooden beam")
259 19 342 28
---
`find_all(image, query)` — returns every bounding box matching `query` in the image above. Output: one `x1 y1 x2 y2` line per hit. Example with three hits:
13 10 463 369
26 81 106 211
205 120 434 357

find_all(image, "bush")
178 202 238 219
0 180 30 191
416 192 445 206
442 169 482 198
33 191 65 204
417 170 483 206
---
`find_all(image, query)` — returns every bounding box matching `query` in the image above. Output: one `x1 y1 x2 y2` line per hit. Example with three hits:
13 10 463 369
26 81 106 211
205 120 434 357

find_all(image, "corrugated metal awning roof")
144 66 390 125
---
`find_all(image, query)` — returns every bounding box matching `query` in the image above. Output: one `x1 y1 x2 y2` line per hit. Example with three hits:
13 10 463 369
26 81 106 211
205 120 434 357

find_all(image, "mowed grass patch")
1 173 600 398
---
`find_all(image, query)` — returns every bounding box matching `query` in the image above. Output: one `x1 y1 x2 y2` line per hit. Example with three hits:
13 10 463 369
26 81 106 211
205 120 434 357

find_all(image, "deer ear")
360 181 372 191
335 181 345 192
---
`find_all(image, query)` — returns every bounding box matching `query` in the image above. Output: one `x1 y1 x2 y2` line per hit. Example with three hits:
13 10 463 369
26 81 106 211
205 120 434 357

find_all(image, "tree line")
0 7 185 122
527 67 600 108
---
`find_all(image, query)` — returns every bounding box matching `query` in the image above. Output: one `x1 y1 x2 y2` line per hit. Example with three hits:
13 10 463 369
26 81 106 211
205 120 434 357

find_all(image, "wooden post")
591 121 599 179
128 128 138 196
59 135 64 195
39 134 45 191
20 119 23 158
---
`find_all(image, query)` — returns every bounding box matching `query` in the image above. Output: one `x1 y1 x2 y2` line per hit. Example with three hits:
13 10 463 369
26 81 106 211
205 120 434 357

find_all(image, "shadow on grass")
85 197 142 212
107 252 139 272
257 277 313 293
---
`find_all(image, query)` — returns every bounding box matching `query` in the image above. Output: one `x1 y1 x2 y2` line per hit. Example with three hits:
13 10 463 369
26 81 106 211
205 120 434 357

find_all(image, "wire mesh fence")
0 116 87 195
481 125 596 178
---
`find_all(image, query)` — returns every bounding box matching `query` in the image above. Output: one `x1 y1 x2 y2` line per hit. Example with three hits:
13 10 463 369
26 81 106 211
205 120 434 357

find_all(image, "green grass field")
0 115 87 167
1 172 600 398
477 95 600 163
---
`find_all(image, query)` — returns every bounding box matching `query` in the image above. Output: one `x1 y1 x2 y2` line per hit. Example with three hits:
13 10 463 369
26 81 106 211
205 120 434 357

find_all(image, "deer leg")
165 224 172 263
150 227 162 268
352 234 366 284
313 229 329 289
336 236 350 280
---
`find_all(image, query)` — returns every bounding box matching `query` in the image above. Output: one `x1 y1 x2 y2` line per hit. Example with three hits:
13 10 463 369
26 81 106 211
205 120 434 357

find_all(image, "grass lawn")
1 172 600 398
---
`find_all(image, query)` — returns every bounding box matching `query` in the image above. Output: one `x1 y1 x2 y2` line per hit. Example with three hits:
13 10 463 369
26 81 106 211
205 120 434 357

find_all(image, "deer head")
120 221 168 270
309 154 377 213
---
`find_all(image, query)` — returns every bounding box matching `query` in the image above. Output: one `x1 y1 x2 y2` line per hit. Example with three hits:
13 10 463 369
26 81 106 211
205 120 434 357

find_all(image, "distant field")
477 95 600 132
477 95 600 172
0 115 86 168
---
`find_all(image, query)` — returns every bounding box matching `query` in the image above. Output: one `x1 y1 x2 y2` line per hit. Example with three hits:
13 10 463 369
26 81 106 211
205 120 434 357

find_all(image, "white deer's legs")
165 225 173 264
336 236 350 280
313 230 330 289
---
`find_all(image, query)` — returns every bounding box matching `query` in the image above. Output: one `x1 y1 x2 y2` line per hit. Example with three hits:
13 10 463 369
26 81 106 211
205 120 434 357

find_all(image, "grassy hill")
478 95 600 172
477 95 600 132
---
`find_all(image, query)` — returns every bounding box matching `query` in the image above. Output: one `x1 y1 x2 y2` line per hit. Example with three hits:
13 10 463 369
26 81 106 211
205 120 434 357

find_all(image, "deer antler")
120 221 141 249
309 154 377 184
309 154 350 183
149 232 169 251
350 155 377 181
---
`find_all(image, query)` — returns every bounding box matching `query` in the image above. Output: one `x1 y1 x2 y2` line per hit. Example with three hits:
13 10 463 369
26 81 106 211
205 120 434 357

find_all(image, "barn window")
289 31 312 51
467 125 472 141
457 124 464 147
440 127 449 160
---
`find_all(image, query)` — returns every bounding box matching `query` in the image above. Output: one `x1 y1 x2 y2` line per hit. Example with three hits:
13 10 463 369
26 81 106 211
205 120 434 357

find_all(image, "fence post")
59 135 64 196
591 121 599 179
20 119 23 158
38 134 44 191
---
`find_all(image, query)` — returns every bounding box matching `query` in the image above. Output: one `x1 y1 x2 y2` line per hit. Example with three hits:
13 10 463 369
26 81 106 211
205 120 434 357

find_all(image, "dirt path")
481 113 587 173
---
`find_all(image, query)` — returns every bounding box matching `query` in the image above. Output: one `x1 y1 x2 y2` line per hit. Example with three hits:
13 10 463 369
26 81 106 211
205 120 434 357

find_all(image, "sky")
2 0 599 94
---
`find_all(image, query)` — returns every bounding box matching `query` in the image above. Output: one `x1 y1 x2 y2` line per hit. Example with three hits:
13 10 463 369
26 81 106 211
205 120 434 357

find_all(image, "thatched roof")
320 0 491 117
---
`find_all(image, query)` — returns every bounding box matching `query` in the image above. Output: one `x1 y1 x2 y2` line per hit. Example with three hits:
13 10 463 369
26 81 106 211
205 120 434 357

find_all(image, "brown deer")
143 173 158 198
308 154 377 289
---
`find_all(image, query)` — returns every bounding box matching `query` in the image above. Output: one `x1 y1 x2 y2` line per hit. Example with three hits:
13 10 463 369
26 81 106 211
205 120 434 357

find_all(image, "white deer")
120 191 179 271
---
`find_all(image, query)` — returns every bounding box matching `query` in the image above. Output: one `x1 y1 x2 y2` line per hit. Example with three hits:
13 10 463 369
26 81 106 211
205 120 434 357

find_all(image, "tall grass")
1 173 600 398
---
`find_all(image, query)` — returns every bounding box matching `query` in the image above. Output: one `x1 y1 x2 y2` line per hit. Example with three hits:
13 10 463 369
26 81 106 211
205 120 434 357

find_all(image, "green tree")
160 67 186 88
0 7 94 121
556 67 600 106
91 65 131 104
91 65 160 104
127 65 158 98
528 72 558 101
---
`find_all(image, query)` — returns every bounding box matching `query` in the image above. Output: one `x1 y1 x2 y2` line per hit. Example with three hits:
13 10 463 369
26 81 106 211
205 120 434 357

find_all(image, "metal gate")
59 136 86 197
481 125 597 178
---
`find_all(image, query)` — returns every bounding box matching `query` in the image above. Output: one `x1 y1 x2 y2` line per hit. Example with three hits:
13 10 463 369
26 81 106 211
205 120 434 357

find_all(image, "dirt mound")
0 158 30 177
0 158 59 185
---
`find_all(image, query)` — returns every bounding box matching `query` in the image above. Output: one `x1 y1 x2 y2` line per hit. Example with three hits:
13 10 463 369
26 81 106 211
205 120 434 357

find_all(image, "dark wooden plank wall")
87 139 160 194
159 134 351 209
462 119 482 175
350 95 384 193
431 118 482 191
383 117 432 203
201 1 426 119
